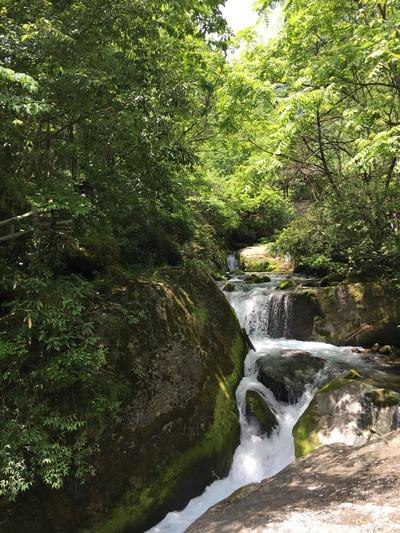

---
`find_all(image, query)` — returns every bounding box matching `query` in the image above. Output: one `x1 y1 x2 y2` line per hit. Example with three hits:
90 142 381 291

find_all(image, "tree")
0 0 228 268
212 0 400 275
0 0 230 498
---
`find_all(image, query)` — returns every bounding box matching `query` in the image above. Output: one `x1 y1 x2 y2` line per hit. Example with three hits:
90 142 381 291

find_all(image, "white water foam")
227 253 240 272
148 347 316 533
148 275 365 533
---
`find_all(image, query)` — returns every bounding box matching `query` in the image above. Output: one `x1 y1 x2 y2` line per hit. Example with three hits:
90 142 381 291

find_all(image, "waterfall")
227 253 239 272
264 292 293 338
148 347 317 533
148 274 362 533
226 282 293 339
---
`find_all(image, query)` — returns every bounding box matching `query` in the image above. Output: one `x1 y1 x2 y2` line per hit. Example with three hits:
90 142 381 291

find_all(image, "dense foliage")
0 0 230 499
213 0 400 276
1 0 229 267
1 0 400 503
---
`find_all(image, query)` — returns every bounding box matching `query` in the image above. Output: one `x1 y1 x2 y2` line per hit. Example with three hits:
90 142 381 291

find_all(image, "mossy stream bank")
257 280 400 346
0 270 247 533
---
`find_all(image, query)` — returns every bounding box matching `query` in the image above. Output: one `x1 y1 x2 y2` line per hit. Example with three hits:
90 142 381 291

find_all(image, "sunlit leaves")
0 66 37 92
214 0 400 274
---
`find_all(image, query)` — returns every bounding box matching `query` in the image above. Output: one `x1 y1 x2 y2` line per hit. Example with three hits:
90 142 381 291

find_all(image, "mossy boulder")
293 375 400 458
277 278 298 290
283 282 400 346
256 350 326 404
0 270 247 533
223 281 235 292
245 390 278 435
244 274 271 284
365 388 400 408
239 244 293 273
379 345 393 355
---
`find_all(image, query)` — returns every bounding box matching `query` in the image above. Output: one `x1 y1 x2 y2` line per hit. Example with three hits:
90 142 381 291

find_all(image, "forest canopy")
208 0 400 276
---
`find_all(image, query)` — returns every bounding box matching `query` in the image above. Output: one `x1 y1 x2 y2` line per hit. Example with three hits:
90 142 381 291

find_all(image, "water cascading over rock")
264 293 293 338
227 253 239 272
245 289 317 341
243 292 294 339
152 271 400 533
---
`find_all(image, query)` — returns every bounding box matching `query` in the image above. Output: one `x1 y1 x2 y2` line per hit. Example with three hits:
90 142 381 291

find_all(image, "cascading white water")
227 253 239 272
148 273 364 533
226 275 293 339
265 292 293 338
148 349 317 533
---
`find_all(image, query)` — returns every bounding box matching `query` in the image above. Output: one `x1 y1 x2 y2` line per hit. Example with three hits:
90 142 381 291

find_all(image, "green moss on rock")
343 369 363 380
94 333 244 533
293 372 363 458
193 303 208 329
223 282 235 292
0 270 247 533
293 399 321 458
320 272 346 287
294 371 400 460
379 345 393 355
244 274 271 284
277 278 298 290
290 281 400 346
367 388 400 408
246 390 278 435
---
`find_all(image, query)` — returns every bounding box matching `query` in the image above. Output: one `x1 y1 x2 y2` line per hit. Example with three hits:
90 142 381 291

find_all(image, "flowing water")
227 252 239 272
148 273 369 533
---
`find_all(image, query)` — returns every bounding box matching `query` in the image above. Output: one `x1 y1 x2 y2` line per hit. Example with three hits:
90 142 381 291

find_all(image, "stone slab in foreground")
187 430 400 533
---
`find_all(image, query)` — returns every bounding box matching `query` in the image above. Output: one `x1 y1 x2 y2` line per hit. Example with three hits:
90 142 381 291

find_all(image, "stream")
148 268 373 533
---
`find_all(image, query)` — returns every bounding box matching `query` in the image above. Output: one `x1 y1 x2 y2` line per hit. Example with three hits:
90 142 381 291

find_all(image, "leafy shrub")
229 188 293 248
0 274 118 499
275 185 400 277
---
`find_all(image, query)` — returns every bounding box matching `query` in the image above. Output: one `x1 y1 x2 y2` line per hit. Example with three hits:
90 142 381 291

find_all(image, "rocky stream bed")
150 262 400 532
3 251 400 533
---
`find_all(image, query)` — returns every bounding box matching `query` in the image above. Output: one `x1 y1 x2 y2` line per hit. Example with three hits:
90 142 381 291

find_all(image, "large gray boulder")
293 375 400 457
187 430 400 533
256 350 327 403
287 282 400 346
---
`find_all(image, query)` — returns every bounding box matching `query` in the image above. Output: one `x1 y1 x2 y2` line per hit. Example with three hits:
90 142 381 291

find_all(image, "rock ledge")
187 430 400 533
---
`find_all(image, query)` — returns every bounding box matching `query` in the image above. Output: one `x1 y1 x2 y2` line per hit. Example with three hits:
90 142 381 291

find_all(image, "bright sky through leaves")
222 0 283 40
221 0 259 33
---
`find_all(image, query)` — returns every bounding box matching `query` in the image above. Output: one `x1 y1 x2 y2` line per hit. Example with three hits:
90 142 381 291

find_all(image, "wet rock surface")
256 350 326 403
293 376 400 457
187 430 400 533
289 282 400 346
245 390 278 435
184 273 400 533
244 273 271 284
